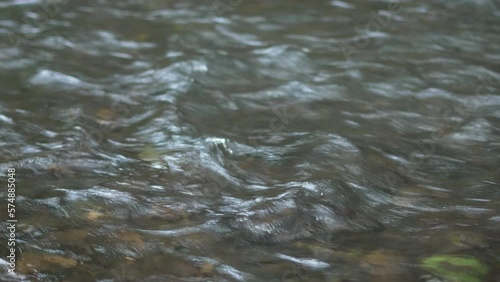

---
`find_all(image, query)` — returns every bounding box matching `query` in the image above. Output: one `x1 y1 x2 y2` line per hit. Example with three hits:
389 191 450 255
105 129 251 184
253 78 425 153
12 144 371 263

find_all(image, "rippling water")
1 0 499 281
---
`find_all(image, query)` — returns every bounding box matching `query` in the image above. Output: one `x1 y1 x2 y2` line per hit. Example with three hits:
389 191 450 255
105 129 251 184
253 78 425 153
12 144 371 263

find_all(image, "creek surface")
0 0 499 281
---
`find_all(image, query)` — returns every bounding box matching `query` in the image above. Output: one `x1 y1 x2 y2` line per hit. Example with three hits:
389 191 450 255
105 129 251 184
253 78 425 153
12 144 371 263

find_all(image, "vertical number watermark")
6 168 16 273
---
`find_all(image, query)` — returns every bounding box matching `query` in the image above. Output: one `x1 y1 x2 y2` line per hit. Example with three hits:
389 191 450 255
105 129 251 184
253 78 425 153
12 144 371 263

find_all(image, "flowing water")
0 0 499 281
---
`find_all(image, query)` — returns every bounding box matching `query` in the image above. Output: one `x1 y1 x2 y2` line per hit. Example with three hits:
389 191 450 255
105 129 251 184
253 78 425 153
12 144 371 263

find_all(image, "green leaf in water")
421 255 488 282
138 145 161 161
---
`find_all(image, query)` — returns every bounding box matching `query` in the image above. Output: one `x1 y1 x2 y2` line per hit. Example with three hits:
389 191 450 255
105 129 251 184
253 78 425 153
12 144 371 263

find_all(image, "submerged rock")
18 252 78 275
359 249 405 282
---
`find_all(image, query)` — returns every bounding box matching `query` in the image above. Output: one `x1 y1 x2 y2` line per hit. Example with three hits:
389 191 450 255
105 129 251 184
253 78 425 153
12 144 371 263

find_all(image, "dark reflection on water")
0 0 499 281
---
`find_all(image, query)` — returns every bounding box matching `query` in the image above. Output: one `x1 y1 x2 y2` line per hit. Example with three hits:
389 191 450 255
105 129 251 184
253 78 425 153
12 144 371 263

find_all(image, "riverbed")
0 0 499 281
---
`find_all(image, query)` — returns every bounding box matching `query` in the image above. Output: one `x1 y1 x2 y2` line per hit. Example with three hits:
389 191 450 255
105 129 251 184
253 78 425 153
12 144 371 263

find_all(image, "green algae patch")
421 255 488 282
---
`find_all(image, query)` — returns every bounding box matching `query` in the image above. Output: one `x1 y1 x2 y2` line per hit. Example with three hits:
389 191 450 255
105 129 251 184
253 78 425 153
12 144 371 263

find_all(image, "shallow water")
0 0 499 281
